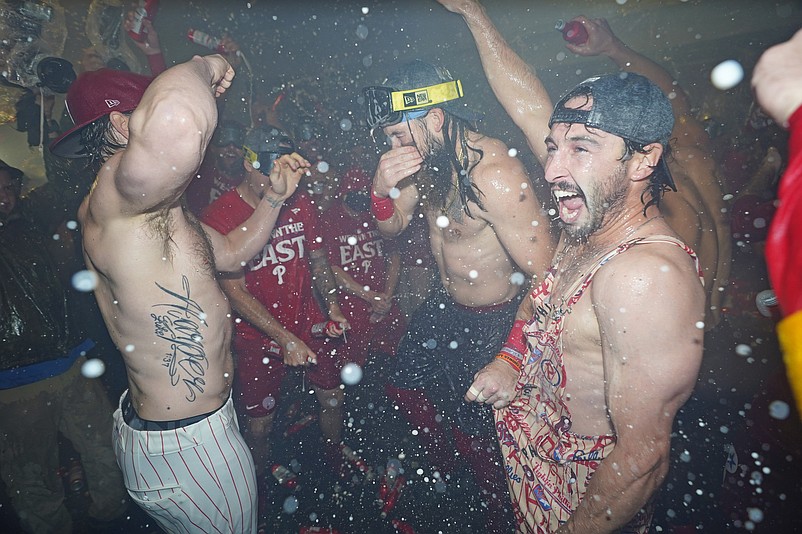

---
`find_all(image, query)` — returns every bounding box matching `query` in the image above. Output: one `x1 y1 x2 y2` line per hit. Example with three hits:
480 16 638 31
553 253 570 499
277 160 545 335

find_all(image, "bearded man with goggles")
363 60 554 533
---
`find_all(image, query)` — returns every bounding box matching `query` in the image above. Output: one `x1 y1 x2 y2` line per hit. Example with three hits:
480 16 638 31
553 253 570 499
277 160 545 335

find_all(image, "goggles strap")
390 80 464 112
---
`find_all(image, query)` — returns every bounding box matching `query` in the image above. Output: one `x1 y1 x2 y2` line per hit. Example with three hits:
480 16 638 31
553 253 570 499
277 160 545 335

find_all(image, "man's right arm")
201 153 307 272
112 55 234 216
436 0 553 164
371 146 422 237
218 273 318 366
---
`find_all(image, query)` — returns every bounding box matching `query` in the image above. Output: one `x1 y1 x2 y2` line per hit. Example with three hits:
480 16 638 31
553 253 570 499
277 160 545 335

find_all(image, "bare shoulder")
471 134 525 180
591 238 705 318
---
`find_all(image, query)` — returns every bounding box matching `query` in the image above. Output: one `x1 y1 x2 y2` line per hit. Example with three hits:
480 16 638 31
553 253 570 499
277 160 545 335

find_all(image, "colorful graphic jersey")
495 235 702 533
202 191 326 345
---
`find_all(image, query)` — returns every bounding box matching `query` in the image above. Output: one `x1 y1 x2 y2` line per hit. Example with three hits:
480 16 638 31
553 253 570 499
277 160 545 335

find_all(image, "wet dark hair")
620 138 674 215
80 113 130 164
437 112 486 218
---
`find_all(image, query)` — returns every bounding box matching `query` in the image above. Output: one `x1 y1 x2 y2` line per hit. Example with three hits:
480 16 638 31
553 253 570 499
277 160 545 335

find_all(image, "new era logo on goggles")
364 79 464 129
244 141 295 174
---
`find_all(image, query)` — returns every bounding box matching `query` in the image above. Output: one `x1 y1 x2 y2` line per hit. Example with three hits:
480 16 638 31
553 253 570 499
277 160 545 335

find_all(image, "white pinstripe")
112 392 257 533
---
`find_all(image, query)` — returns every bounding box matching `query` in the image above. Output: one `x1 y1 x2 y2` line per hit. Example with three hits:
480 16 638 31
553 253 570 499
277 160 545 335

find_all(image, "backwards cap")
549 72 676 190
384 60 483 123
50 68 152 158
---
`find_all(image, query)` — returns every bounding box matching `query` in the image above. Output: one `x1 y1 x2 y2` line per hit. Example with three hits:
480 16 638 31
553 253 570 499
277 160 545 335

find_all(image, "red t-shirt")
185 156 243 216
320 201 394 291
202 190 326 344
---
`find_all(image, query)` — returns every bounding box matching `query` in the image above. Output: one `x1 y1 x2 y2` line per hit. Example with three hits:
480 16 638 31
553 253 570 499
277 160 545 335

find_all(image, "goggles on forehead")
364 79 464 129
243 142 295 173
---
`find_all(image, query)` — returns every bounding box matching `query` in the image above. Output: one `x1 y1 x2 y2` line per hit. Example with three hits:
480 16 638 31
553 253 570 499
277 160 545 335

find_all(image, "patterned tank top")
495 235 704 533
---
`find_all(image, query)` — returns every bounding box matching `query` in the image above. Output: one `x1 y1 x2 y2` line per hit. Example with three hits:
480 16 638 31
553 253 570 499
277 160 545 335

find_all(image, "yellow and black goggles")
364 80 464 129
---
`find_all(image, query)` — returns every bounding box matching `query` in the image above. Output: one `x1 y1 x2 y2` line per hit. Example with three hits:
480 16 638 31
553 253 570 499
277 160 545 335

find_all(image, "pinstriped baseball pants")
112 392 258 533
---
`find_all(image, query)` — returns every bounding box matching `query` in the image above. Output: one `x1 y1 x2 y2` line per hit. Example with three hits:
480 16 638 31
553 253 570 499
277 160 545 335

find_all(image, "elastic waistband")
121 391 222 431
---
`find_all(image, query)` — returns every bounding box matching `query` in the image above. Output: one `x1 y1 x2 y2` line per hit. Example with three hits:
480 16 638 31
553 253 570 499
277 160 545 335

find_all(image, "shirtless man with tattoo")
50 54 309 533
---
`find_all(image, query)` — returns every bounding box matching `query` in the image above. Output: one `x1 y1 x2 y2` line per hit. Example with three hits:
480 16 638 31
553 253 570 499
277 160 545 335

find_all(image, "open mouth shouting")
553 189 585 224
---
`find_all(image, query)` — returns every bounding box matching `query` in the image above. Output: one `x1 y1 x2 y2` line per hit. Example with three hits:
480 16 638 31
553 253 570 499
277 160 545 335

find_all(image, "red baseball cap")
50 68 152 158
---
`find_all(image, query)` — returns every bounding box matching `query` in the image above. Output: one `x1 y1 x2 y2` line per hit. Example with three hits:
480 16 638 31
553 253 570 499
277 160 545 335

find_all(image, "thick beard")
415 132 454 213
563 163 629 242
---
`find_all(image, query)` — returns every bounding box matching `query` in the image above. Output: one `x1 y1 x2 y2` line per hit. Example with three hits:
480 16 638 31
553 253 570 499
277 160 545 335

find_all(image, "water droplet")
340 118 352 131
735 344 752 356
510 272 526 286
356 24 369 40
389 187 401 199
769 400 790 420
347 235 358 245
508 148 518 157
81 358 106 378
125 344 135 353
282 495 298 514
262 396 276 411
341 363 363 385
317 161 330 173
469 270 478 279
710 60 744 90
747 508 764 523
436 215 450 228
71 270 99 292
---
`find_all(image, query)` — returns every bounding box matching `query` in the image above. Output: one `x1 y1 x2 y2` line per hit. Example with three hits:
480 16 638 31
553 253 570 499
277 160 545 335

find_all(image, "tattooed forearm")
151 275 209 402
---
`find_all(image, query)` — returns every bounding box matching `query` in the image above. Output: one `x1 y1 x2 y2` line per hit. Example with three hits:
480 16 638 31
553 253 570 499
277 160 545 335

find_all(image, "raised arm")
436 0 553 164
567 16 731 324
114 54 233 215
202 153 308 272
560 247 704 533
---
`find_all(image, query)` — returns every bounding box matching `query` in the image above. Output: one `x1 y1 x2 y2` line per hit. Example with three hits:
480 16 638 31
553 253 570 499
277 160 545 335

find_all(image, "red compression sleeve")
371 191 394 222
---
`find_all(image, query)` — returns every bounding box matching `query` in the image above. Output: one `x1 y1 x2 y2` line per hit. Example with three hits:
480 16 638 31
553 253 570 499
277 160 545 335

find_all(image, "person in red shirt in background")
320 162 406 371
752 28 802 419
185 120 247 216
201 125 350 526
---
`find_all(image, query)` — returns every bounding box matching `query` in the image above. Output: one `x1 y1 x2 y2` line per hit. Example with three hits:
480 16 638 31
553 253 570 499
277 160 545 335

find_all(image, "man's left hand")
465 359 519 409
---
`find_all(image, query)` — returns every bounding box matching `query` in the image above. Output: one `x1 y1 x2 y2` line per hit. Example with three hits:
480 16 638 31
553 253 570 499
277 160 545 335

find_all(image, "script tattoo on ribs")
151 275 209 402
